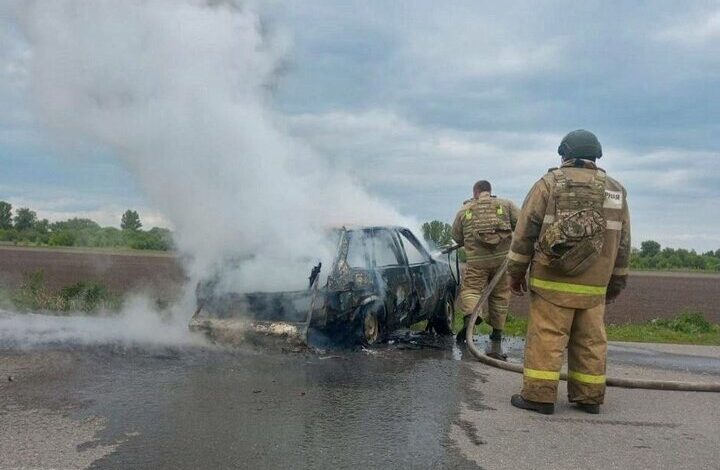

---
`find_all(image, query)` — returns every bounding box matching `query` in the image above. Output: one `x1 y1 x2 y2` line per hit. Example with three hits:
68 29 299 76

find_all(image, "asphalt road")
1 317 719 469
454 344 720 469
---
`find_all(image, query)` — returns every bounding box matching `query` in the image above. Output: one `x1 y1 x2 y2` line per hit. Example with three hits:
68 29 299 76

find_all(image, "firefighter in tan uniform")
452 180 520 358
507 130 630 415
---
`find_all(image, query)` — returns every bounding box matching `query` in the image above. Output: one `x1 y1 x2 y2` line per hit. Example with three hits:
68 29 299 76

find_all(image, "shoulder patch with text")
603 190 623 209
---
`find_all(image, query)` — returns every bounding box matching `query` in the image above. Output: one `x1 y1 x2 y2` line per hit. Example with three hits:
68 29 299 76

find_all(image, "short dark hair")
473 180 492 194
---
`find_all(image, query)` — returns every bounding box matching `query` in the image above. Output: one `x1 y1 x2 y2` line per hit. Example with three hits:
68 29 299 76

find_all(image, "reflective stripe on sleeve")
524 368 560 381
612 267 630 276
606 220 623 230
568 370 606 385
507 250 531 263
530 277 607 296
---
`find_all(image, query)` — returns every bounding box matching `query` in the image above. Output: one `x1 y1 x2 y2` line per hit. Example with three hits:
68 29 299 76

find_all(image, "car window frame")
370 228 405 268
344 229 371 269
398 229 432 266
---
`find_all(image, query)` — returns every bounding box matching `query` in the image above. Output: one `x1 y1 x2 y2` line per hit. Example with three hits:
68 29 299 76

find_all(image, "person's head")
473 180 492 198
558 129 602 161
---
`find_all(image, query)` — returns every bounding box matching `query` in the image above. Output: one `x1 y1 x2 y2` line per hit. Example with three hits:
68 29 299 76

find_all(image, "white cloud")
1 0 719 253
287 109 556 190
402 18 565 82
656 10 720 44
2 192 170 229
288 108 720 251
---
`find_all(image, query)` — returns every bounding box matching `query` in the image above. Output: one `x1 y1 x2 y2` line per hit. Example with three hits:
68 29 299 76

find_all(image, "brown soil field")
0 246 185 302
1 246 718 323
509 271 720 324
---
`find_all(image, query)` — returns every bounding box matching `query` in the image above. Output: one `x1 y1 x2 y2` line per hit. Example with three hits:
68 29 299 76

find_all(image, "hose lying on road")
464 259 720 393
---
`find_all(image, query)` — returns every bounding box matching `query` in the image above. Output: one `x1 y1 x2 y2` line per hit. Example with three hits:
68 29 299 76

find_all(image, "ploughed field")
509 271 720 324
0 246 185 302
0 246 718 324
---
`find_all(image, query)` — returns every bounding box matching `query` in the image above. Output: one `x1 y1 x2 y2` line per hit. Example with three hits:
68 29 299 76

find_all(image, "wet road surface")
2 323 720 469
2 336 482 469
490 336 720 376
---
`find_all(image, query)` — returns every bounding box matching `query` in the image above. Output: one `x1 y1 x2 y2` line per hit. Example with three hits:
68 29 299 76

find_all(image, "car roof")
339 225 409 232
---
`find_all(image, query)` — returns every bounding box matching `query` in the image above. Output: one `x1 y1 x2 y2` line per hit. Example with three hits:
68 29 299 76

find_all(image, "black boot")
455 316 469 342
486 329 507 360
456 316 481 342
576 403 600 414
510 394 555 415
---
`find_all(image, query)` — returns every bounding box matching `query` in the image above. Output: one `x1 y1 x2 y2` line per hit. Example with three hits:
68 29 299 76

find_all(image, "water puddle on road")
1 317 506 469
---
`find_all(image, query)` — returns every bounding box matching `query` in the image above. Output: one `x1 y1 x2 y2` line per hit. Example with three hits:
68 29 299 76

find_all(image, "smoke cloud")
0 0 416 347
0 299 206 349
15 0 411 294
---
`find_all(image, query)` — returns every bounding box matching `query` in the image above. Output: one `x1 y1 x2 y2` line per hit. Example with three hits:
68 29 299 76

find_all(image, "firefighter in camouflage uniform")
508 130 631 415
452 180 520 359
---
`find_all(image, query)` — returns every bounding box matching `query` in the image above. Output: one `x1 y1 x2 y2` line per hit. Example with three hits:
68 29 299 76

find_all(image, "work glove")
605 275 627 304
510 275 527 296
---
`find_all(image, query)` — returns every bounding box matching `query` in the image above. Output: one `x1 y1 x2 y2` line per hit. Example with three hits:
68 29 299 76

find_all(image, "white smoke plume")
0 0 416 347
0 300 207 349
13 0 411 294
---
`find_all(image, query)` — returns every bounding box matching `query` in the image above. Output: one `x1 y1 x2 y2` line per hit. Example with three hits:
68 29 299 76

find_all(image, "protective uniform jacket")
452 193 520 268
507 159 630 309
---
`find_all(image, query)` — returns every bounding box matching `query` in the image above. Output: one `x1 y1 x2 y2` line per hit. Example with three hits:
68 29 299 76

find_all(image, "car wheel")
430 290 455 335
358 307 381 346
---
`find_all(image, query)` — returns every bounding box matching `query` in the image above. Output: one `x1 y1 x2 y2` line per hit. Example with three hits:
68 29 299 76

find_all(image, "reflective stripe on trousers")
521 293 607 405
568 370 606 384
524 368 560 381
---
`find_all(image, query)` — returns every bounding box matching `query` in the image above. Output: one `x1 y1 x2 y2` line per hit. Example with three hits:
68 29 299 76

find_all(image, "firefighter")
452 180 520 359
507 129 631 415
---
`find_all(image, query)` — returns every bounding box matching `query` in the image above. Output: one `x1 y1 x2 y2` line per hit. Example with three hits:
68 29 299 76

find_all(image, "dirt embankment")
0 246 186 302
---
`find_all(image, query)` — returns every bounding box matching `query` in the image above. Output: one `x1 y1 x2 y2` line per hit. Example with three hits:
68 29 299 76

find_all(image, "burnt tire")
430 290 455 336
356 306 382 346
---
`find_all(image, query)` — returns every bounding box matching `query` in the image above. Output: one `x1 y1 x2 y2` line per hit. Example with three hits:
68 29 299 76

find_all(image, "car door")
370 228 413 330
398 229 441 324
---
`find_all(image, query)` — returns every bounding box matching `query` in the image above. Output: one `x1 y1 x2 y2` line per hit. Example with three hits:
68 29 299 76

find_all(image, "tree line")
421 220 720 272
630 240 720 271
0 201 173 251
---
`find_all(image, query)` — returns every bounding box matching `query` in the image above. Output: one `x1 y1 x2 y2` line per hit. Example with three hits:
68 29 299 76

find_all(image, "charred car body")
189 226 457 346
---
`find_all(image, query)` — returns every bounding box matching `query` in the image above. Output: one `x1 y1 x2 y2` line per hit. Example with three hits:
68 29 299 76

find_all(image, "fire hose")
463 258 720 393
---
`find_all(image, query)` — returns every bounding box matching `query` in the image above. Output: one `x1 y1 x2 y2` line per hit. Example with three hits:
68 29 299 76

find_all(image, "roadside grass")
1 270 122 314
606 311 720 346
443 310 720 346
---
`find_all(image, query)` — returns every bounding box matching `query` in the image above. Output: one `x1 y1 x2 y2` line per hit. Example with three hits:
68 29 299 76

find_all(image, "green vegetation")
606 311 719 345
2 270 121 313
421 220 467 261
422 220 720 272
121 209 142 231
0 201 12 229
631 240 720 271
421 220 453 248
443 310 720 346
475 314 529 337
0 201 173 251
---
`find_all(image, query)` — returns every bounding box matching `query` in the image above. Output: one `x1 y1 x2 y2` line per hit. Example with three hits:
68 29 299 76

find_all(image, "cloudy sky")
1 1 719 250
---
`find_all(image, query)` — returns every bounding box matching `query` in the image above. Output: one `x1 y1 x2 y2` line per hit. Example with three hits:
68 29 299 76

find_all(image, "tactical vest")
462 197 513 247
537 169 607 276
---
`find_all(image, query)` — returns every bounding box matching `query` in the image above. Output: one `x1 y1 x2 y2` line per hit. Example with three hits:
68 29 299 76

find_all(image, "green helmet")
557 129 602 160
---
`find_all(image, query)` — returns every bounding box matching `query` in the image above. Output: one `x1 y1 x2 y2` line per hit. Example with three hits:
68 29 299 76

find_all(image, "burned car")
189 226 457 346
